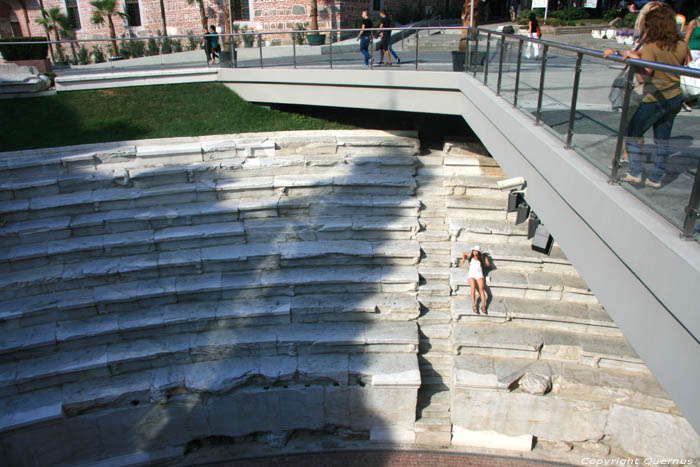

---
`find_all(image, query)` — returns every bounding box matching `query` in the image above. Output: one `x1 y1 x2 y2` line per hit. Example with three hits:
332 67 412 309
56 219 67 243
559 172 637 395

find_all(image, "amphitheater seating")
0 131 424 466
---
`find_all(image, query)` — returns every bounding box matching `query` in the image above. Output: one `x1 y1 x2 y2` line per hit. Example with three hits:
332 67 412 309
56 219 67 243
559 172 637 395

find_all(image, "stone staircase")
427 140 697 458
0 131 425 466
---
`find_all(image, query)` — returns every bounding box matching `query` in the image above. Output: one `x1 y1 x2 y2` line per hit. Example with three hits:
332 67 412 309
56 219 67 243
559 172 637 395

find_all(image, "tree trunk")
37 0 55 62
55 29 65 62
70 41 78 63
310 0 319 32
459 0 478 52
107 14 119 57
199 0 208 32
159 0 168 36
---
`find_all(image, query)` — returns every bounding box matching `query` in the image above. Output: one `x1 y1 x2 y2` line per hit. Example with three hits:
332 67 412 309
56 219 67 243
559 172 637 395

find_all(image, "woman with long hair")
619 6 690 188
461 246 491 314
525 13 541 59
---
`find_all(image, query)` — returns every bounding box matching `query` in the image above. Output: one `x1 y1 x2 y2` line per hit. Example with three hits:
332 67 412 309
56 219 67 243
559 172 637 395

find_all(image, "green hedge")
0 37 49 61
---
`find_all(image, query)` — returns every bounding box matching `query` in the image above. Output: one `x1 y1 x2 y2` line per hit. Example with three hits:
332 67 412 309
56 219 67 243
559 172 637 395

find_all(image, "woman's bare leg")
468 278 478 313
477 277 487 313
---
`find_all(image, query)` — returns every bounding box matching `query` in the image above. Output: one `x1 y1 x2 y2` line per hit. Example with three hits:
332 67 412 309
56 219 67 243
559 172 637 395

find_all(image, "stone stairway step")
418 282 452 297
416 230 450 242
417 266 451 280
0 322 419 393
415 417 453 432
414 431 452 447
417 296 452 311
450 240 570 265
419 324 452 339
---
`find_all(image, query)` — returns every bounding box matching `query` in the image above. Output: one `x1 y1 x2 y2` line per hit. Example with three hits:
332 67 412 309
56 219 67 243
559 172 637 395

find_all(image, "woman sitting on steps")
461 245 491 315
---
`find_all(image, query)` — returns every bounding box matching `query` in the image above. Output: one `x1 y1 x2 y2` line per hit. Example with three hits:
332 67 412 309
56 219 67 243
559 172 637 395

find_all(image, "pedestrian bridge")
54 29 700 434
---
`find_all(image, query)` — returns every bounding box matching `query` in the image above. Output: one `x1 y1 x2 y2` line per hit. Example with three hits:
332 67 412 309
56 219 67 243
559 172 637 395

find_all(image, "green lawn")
0 83 353 152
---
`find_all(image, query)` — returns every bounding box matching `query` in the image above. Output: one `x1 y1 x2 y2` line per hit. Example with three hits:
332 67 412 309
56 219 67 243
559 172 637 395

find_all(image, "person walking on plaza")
377 10 400 66
525 13 542 59
203 25 220 65
619 6 690 188
684 12 700 60
357 9 374 67
461 246 491 315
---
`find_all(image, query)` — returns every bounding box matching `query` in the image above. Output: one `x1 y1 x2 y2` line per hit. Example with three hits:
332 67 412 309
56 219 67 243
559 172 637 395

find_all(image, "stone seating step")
452 355 670 411
1 171 417 222
452 323 544 360
1 208 420 248
0 351 420 434
419 324 452 340
0 266 419 325
0 321 419 394
449 242 570 268
415 416 453 431
415 431 453 447
290 293 419 323
0 292 422 358
451 297 618 336
450 268 596 303
1 222 247 270
0 131 419 177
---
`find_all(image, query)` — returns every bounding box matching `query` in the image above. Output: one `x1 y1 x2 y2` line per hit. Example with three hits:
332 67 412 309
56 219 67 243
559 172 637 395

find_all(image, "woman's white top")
467 257 484 280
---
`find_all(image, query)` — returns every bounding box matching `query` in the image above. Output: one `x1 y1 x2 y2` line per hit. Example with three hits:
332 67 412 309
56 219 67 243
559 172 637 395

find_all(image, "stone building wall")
8 0 456 44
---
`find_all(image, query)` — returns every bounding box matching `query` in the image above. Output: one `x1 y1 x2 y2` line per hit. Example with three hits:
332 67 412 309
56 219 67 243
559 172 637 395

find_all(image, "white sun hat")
472 245 481 252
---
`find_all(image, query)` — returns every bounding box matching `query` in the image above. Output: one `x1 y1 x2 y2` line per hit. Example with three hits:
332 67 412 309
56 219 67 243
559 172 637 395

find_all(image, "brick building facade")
1 0 462 42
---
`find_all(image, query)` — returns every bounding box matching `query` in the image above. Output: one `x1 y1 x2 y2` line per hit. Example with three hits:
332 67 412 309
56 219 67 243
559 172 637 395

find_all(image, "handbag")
680 57 700 99
608 66 644 112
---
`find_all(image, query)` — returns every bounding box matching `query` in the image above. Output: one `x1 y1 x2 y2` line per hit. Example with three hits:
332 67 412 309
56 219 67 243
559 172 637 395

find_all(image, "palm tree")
35 0 55 61
58 14 79 64
90 0 126 58
186 0 208 32
36 7 66 63
310 0 319 33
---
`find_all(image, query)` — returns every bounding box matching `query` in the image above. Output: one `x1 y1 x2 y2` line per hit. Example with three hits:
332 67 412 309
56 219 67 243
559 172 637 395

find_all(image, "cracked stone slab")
154 222 244 243
215 297 291 321
279 240 372 260
0 387 63 432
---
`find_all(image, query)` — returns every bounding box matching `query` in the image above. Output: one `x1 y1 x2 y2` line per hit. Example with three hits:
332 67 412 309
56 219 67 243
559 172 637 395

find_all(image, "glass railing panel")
534 46 580 143
492 35 522 106
565 55 624 174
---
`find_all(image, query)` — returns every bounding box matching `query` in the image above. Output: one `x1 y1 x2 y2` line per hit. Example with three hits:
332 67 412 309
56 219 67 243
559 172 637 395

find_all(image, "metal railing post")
465 30 471 73
415 28 419 70
535 44 549 126
258 33 263 68
473 30 480 77
497 34 505 96
330 34 333 69
682 162 700 239
610 65 636 182
292 34 297 68
565 52 584 149
514 37 523 107
484 32 491 84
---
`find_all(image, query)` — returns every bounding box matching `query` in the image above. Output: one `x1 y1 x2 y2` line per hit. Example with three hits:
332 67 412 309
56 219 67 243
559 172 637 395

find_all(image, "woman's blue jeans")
625 94 683 183
360 36 372 65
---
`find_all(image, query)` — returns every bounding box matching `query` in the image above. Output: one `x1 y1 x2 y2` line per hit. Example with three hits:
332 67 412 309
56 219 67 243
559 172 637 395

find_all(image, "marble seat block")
279 240 372 260
453 324 544 359
451 426 533 452
135 142 204 166
0 322 56 355
579 334 647 372
451 388 609 444
154 221 244 244
290 293 419 322
0 387 63 432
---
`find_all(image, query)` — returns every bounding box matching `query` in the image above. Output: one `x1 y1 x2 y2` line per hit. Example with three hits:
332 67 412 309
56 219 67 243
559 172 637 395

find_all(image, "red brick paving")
197 450 573 467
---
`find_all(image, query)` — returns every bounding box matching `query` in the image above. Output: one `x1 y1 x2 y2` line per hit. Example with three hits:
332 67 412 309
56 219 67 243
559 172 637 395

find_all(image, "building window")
373 0 382 11
65 0 81 29
233 0 250 21
125 0 141 27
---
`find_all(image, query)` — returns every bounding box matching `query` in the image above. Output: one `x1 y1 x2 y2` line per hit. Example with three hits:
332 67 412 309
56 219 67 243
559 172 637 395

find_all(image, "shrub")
0 37 49 61
119 40 132 59
162 37 172 54
77 45 90 65
147 37 159 56
602 8 619 22
242 27 255 47
549 7 589 21
187 31 198 51
518 9 544 22
131 40 145 58
623 12 638 28
172 39 183 53
92 45 106 63
232 24 242 48
292 22 307 45
546 18 562 27
43 71 56 86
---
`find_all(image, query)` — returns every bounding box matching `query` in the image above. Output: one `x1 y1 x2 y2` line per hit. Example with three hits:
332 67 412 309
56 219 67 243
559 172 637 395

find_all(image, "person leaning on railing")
606 6 690 189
